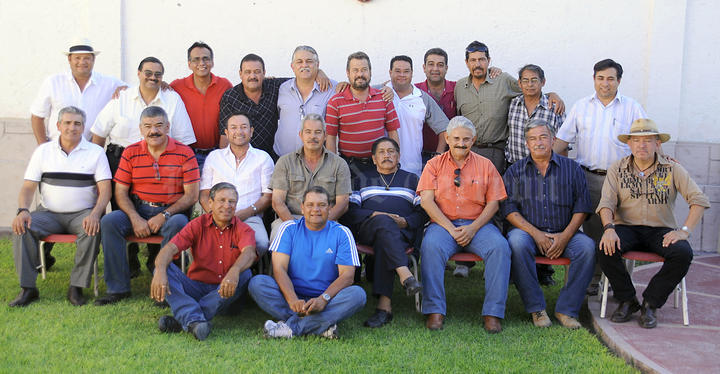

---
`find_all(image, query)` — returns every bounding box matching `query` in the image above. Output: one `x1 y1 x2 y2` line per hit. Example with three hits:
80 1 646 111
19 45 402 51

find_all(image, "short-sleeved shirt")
91 86 197 147
275 79 338 156
416 79 457 152
30 70 126 141
502 152 592 233
454 72 521 145
556 93 646 171
114 137 200 204
417 151 507 221
170 73 233 149
596 154 710 228
200 145 274 211
269 147 351 215
270 218 360 297
505 94 565 164
325 86 401 158
170 213 256 284
24 138 111 212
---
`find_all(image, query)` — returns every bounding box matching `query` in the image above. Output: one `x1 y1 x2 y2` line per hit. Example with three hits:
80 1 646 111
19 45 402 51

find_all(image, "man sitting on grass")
150 182 257 341
248 186 366 339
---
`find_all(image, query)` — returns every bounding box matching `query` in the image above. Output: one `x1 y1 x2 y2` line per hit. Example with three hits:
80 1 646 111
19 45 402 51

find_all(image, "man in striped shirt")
95 106 200 306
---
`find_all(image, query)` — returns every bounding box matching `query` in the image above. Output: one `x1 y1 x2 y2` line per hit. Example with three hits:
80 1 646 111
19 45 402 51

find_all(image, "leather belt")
132 195 170 208
473 141 506 150
193 148 215 156
581 165 607 176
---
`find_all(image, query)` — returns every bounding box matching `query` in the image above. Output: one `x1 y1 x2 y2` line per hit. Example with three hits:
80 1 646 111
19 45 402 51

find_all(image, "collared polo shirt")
170 73 233 149
416 79 457 152
114 137 200 204
270 218 360 297
505 93 565 164
170 214 256 284
455 72 521 145
90 85 197 147
556 93 646 171
30 70 125 140
275 78 338 156
24 137 111 212
200 145 274 211
502 152 591 233
417 151 506 221
269 147 351 215
597 154 710 228
325 86 401 158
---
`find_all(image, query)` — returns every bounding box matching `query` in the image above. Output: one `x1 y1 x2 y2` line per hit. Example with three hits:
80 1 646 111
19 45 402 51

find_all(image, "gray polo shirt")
454 72 520 145
269 146 351 215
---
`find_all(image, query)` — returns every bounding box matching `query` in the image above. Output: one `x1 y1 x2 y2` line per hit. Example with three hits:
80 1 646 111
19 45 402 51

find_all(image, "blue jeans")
420 220 511 318
248 275 366 336
507 228 595 318
164 263 251 331
100 203 188 293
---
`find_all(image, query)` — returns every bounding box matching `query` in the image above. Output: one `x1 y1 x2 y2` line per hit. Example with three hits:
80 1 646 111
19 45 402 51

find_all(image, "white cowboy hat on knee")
617 119 670 143
63 38 101 55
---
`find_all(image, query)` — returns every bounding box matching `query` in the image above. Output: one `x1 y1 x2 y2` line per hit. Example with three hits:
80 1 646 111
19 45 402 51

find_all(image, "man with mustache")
502 119 595 329
95 106 199 306
325 51 401 178
417 116 511 333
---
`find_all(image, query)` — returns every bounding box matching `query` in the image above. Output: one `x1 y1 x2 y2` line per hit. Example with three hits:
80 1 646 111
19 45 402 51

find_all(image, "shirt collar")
591 92 622 105
341 85 382 101
53 136 89 154
203 213 237 229
131 85 164 105
295 146 329 160
66 70 97 87
140 136 176 154
463 74 494 88
291 79 321 94
520 151 560 172
184 73 219 91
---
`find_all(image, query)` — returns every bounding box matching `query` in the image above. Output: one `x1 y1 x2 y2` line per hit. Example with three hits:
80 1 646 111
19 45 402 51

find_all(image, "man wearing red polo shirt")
170 42 233 172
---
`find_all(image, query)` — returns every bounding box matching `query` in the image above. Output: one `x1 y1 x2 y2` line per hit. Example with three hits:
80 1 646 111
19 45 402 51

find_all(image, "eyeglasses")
454 168 461 187
153 162 161 181
143 70 164 78
190 56 212 64
520 78 541 85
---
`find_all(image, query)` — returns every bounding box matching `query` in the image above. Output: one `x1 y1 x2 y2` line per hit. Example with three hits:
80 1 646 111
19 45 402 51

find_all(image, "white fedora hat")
63 38 101 55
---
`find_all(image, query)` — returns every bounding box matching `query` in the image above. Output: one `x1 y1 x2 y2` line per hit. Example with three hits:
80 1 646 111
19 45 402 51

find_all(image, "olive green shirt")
269 146 351 215
454 72 521 145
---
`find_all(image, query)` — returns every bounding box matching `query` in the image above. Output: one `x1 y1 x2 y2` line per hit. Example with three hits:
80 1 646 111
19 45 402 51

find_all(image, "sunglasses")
466 45 489 53
454 168 461 187
153 162 161 181
142 70 164 78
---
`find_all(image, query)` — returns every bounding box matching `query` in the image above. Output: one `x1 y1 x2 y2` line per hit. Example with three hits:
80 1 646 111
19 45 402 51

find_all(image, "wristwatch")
16 208 29 216
250 204 258 214
602 223 615 232
162 211 171 220
321 293 331 302
680 226 691 237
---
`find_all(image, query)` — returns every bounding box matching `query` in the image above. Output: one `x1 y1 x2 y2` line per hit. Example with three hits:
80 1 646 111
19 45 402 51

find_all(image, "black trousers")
598 225 693 308
358 215 411 298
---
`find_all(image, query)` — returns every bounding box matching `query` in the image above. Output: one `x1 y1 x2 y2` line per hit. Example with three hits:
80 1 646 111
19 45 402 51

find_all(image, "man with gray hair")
502 119 595 329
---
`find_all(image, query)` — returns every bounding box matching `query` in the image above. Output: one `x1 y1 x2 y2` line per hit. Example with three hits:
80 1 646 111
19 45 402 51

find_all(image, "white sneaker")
453 265 469 278
263 320 277 334
263 320 293 339
320 324 338 339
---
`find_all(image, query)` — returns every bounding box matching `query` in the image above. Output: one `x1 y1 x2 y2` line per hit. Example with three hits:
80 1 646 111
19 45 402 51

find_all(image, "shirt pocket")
464 179 487 206
315 175 337 199
458 97 479 117
289 174 306 196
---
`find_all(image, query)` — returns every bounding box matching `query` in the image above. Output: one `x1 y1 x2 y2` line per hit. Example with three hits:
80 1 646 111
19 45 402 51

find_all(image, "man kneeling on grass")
248 186 366 339
150 182 257 341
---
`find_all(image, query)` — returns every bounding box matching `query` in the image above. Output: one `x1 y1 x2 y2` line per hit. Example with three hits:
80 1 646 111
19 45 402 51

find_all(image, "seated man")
10 106 111 307
418 116 511 333
503 119 595 329
597 119 709 328
248 186 366 339
96 106 199 305
150 182 257 341
344 137 424 328
200 111 274 255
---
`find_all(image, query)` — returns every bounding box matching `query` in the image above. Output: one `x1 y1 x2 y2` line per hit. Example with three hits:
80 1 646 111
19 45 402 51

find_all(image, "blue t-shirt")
270 218 360 297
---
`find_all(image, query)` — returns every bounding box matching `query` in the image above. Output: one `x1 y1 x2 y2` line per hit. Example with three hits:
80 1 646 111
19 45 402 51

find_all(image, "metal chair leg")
681 277 689 326
93 257 99 297
408 254 421 313
38 240 47 280
600 273 609 318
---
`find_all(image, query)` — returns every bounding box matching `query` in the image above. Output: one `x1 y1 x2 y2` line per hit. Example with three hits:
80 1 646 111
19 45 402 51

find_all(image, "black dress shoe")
94 292 131 306
43 242 56 271
154 300 169 308
189 321 211 341
402 276 422 296
9 287 39 307
538 273 556 286
364 309 393 328
586 283 600 296
158 315 182 333
610 297 641 322
639 300 658 329
67 286 86 306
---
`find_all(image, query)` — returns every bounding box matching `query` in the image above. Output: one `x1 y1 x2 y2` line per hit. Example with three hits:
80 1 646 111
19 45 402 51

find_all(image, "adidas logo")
325 248 334 254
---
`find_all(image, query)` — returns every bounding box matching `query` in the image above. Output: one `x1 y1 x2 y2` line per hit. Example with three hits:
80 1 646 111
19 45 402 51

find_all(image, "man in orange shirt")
417 116 511 333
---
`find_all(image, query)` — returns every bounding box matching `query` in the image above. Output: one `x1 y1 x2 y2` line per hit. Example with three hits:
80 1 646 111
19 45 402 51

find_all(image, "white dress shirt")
200 145 274 212
90 85 196 147
30 70 125 141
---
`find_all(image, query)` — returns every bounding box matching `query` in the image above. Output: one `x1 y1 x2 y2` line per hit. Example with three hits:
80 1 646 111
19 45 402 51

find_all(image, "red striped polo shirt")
115 137 200 204
325 86 400 158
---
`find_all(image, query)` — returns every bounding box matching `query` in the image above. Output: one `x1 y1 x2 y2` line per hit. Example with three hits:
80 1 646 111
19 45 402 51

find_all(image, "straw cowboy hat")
617 118 670 143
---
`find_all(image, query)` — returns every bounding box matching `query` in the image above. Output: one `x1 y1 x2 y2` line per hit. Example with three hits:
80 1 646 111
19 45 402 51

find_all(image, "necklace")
633 159 654 177
379 169 398 190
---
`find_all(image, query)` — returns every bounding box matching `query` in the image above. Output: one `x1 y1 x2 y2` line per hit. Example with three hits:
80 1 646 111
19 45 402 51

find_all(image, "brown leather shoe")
483 316 502 334
425 313 444 330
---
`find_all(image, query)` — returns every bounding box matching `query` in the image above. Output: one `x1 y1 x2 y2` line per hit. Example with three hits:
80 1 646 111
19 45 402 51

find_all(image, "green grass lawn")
0 240 634 373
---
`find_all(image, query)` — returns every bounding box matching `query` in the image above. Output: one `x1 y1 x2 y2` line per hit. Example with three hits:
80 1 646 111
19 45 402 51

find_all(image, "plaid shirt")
219 78 289 159
505 94 565 164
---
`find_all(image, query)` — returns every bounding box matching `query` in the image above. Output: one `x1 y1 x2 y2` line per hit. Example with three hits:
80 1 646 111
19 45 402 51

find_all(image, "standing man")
597 119 709 328
200 112 274 256
385 55 448 176
95 106 199 306
417 116 511 333
325 51 401 177
248 186 366 339
554 58 647 295
9 106 111 307
503 120 595 329
416 48 454 162
151 182 257 341
170 42 233 171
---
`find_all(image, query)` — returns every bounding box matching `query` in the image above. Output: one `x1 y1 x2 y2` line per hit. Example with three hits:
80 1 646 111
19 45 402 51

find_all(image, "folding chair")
38 234 99 297
125 235 190 271
356 244 420 312
534 256 571 285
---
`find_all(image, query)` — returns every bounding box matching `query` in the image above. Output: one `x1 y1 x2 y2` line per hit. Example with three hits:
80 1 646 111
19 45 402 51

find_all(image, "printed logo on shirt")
325 248 334 254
